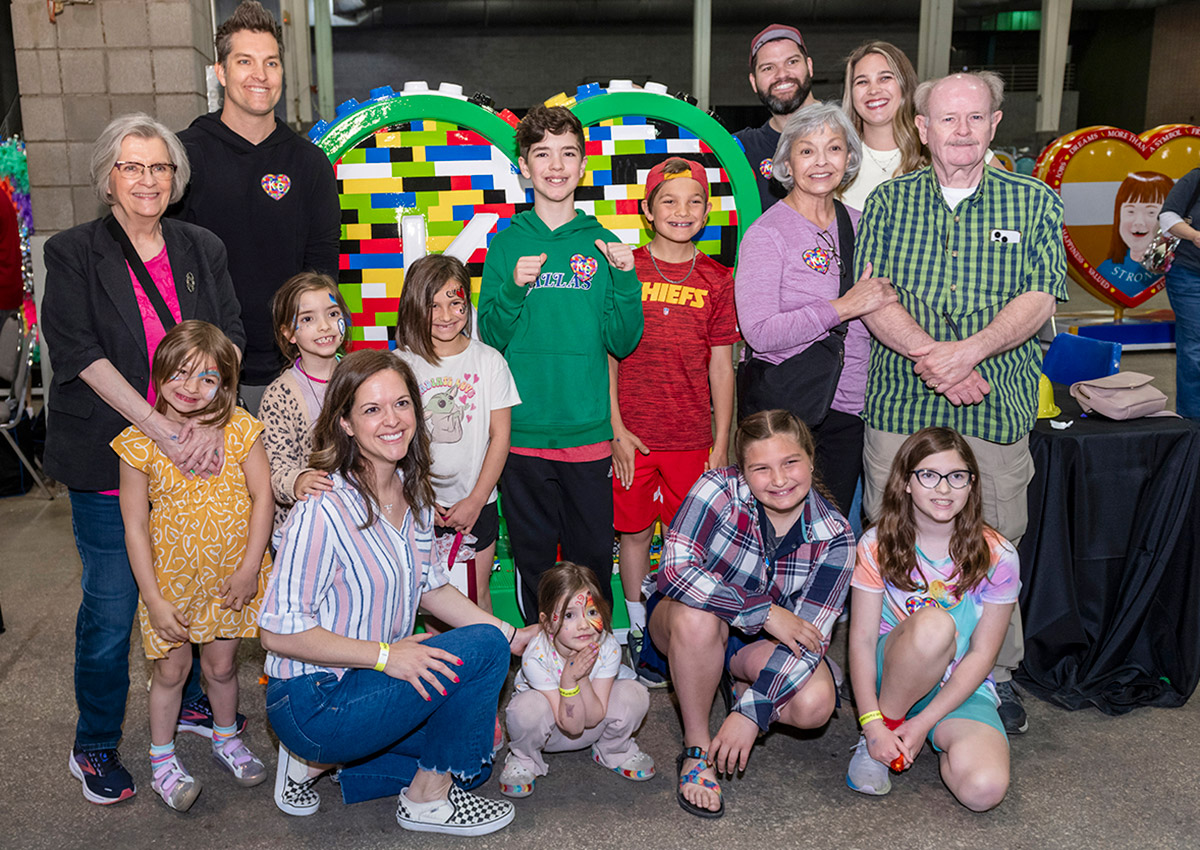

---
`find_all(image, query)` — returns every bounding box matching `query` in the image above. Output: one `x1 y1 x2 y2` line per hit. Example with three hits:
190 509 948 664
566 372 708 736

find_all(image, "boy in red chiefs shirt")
609 158 740 683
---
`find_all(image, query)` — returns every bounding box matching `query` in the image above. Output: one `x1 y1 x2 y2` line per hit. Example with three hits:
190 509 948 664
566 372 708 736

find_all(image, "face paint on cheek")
337 317 346 337
584 593 603 632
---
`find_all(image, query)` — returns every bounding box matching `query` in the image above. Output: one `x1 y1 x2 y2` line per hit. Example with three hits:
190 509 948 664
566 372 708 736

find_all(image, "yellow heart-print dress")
111 407 273 659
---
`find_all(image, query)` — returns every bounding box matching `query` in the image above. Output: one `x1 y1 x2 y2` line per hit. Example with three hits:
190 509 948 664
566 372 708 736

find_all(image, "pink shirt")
102 247 181 496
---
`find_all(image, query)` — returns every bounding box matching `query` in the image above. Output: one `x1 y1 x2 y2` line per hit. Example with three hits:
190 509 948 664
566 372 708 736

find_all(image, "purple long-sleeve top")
734 200 869 416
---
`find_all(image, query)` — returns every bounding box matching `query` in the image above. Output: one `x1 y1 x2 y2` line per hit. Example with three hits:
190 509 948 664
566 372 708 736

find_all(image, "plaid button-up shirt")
856 166 1068 443
656 468 854 730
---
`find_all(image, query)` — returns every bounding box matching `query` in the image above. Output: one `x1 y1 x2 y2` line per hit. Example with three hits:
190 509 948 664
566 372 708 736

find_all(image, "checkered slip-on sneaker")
396 785 515 836
274 743 320 817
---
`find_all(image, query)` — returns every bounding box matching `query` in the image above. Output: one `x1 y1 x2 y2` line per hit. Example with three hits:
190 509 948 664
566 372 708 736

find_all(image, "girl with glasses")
845 426 1017 811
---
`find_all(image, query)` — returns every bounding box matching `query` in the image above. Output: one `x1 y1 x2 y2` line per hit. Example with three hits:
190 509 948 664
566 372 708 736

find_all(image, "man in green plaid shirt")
855 71 1068 735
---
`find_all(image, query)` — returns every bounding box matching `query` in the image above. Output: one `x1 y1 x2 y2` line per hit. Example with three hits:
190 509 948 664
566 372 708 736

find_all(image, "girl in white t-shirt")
846 427 1017 812
395 254 520 614
500 562 654 797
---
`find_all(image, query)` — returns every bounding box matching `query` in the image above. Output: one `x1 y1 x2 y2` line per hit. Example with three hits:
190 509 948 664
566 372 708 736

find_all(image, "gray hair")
914 71 1005 117
90 113 191 206
771 102 862 191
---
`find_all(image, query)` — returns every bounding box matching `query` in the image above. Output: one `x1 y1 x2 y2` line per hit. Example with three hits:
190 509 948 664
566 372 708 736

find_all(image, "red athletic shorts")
612 448 709 533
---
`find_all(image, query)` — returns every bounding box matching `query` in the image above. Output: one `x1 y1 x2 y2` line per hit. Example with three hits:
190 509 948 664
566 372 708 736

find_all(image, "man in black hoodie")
175 1 339 413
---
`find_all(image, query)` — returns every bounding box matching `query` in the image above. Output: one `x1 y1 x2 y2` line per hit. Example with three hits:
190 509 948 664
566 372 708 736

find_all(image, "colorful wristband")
374 642 390 672
858 710 884 727
558 684 581 698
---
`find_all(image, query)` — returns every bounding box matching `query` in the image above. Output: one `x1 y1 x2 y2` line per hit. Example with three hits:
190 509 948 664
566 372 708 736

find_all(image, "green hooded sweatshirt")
479 210 643 449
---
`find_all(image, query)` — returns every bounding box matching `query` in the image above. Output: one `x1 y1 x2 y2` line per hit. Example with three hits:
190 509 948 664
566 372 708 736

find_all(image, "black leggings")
810 409 863 518
500 453 615 625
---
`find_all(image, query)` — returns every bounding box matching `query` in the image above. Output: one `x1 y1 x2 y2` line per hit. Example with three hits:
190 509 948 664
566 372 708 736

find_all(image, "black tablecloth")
1015 391 1200 714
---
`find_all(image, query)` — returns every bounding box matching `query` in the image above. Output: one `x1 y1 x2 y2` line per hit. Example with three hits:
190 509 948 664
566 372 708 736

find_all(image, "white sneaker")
498 754 536 798
592 745 655 781
274 743 321 816
211 736 268 787
151 756 202 812
396 785 515 836
846 736 891 796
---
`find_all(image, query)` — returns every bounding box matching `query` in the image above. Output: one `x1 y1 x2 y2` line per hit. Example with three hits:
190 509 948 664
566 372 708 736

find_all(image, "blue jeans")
70 490 203 750
1166 263 1200 418
266 623 508 804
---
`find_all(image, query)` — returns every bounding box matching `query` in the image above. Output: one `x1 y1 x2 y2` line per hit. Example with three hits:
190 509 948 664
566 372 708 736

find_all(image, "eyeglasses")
910 469 974 490
113 161 177 180
803 229 843 275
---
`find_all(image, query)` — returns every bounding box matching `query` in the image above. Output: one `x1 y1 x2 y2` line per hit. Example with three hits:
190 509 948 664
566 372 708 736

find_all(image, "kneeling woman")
846 427 1016 811
642 409 854 818
259 350 534 837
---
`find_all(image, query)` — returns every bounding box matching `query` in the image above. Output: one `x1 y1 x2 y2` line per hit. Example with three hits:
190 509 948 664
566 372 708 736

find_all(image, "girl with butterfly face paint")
259 272 351 531
500 562 654 799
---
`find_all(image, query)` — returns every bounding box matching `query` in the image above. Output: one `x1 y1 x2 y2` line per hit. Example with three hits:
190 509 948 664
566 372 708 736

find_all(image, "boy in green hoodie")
479 105 644 623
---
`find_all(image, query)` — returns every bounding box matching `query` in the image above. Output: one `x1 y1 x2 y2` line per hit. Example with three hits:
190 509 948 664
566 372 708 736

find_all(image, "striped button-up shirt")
856 166 1068 443
260 473 442 680
656 467 854 730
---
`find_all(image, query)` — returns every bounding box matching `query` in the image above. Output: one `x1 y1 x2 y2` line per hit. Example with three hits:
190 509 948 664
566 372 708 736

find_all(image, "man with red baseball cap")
734 24 817 212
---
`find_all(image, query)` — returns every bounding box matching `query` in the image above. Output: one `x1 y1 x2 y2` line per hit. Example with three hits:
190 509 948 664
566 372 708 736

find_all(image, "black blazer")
42 216 246 491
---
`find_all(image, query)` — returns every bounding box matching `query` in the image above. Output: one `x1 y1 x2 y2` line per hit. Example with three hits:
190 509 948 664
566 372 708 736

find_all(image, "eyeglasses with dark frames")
910 469 974 490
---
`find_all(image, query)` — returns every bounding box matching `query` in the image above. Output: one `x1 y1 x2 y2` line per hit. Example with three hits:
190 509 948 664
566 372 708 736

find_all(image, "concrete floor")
1 341 1193 850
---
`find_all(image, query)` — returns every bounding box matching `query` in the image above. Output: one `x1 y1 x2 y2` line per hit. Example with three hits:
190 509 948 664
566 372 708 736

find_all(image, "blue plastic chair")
1041 332 1122 386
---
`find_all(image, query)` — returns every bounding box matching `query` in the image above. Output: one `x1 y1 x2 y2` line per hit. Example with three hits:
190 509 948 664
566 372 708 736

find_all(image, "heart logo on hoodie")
570 254 598 282
261 174 292 200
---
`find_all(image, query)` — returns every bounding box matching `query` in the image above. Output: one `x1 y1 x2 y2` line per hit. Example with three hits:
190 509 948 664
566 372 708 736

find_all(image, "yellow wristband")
858 710 884 727
374 642 390 672
558 684 581 698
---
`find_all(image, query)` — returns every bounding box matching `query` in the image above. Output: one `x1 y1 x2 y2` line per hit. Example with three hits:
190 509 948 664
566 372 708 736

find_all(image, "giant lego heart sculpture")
1035 124 1200 314
308 81 760 348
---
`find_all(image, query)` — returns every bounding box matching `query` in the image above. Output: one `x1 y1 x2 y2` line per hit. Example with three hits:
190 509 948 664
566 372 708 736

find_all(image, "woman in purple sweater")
734 102 896 514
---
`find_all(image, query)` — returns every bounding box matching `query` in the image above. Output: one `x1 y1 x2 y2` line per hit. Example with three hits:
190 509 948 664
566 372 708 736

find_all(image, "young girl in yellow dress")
113 320 273 811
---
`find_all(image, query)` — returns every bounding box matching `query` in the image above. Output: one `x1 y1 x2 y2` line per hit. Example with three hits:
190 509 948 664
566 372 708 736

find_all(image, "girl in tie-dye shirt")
846 427 1019 812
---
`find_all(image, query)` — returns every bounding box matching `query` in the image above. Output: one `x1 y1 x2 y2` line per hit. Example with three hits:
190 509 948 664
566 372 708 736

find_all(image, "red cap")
749 24 806 67
644 158 709 203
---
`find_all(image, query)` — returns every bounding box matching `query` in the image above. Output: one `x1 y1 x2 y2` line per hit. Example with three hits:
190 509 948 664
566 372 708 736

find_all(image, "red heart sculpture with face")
1035 124 1200 312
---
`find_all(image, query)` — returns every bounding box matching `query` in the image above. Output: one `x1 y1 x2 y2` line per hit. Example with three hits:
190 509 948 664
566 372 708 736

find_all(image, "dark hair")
215 0 283 65
840 41 928 183
875 427 991 594
151 320 240 427
394 254 472 366
516 105 584 161
733 409 839 505
536 562 613 638
271 271 351 365
310 350 436 529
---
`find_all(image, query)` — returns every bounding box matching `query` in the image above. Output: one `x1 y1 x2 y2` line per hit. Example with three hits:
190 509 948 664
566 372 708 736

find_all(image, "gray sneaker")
995 680 1028 734
845 736 891 796
151 756 202 812
211 736 268 787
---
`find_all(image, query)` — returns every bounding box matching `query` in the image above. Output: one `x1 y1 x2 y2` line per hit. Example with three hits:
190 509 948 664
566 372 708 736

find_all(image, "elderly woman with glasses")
734 102 896 515
42 113 245 806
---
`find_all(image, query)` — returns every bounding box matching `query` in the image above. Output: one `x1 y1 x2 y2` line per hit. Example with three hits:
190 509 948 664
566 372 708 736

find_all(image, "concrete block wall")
10 0 214 235
1145 0 1200 129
